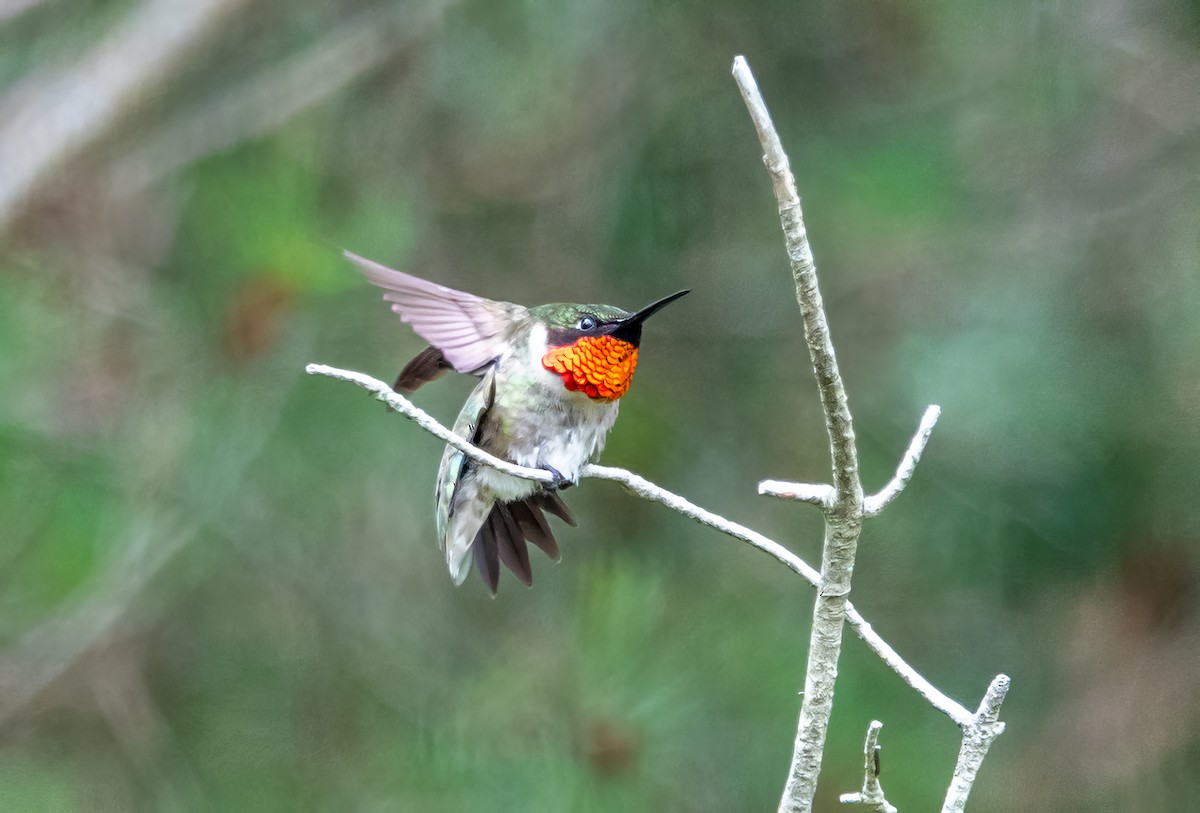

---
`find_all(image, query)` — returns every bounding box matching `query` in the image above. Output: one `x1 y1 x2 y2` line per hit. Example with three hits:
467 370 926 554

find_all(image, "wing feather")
347 250 526 374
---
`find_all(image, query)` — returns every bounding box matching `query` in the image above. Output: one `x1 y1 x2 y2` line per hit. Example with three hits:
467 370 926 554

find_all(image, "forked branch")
731 55 1005 812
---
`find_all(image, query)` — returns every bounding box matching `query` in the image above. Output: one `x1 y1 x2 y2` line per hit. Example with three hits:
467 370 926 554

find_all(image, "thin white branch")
305 363 975 727
758 479 834 507
733 54 864 813
0 0 251 232
583 463 818 583
839 720 897 813
940 674 1010 813
863 405 941 517
847 613 971 727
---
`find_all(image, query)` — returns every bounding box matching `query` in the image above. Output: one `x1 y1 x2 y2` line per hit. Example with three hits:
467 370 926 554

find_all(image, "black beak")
610 289 690 346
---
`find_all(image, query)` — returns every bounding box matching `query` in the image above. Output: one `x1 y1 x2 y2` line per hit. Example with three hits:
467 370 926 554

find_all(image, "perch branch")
733 54 864 813
864 405 941 517
305 364 974 727
940 674 1010 813
306 364 555 485
839 720 897 813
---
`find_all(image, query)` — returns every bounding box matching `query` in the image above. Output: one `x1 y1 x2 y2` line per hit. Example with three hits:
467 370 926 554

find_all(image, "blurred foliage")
1 0 1199 810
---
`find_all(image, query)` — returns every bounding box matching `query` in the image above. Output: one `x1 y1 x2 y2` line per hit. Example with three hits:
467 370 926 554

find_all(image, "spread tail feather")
530 491 577 527
468 494 570 593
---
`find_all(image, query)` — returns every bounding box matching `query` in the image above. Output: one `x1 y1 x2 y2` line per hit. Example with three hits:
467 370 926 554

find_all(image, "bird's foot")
542 465 576 490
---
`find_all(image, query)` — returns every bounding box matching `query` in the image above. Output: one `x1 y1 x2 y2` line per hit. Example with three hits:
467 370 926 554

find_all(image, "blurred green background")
2 0 1199 810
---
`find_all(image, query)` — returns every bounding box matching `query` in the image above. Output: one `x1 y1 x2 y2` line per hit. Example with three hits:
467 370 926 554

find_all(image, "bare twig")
941 674 1010 813
863 405 941 517
758 480 833 507
304 363 974 724
0 0 251 232
732 54 864 813
839 720 898 813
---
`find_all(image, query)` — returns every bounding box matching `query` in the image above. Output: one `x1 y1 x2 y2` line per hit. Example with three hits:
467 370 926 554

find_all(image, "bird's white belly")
508 412 616 480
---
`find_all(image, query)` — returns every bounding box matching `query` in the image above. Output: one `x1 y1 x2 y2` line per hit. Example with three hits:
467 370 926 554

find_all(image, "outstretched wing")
345 250 526 375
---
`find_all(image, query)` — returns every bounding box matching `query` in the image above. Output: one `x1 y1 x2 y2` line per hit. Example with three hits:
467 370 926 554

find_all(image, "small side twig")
839 720 897 813
941 674 1010 813
863 405 941 517
758 480 833 507
758 404 938 514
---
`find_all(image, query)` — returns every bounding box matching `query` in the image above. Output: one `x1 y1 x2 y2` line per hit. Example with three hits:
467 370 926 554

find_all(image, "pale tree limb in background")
0 515 195 725
0 343 307 727
730 55 1007 811
304 364 972 721
0 0 252 232
107 0 456 195
0 0 49 25
839 721 897 813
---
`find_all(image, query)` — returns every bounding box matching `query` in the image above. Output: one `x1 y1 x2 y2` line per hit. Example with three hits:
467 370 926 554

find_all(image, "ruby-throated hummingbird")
346 251 689 593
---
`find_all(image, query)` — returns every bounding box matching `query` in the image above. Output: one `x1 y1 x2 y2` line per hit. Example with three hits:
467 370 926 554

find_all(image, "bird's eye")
577 315 598 331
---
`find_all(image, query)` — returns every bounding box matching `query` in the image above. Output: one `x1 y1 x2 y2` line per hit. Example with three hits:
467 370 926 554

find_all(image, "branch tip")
976 673 1010 724
839 720 897 813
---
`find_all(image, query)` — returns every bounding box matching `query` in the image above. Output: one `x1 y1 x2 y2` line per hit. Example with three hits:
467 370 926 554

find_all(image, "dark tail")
393 346 453 394
471 492 576 594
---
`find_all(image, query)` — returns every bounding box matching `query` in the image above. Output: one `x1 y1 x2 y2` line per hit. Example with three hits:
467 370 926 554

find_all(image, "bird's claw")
543 465 576 490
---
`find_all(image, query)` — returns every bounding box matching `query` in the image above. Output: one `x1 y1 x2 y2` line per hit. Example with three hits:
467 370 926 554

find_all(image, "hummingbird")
346 251 689 593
